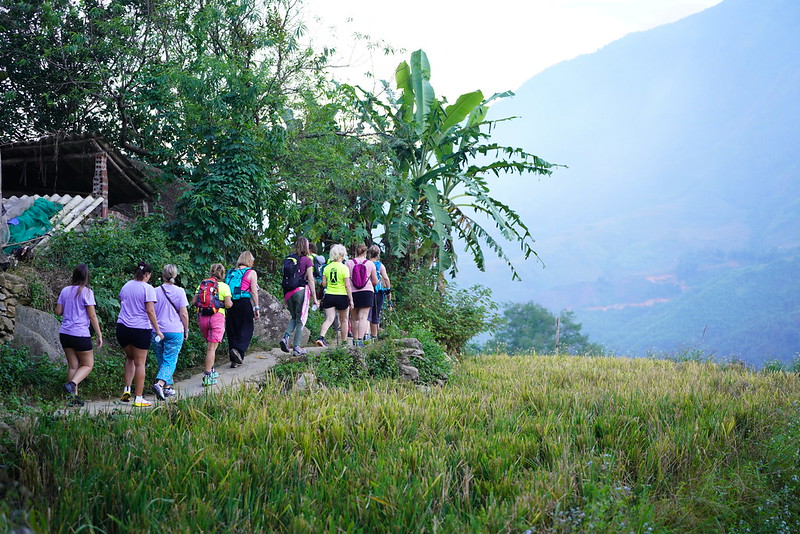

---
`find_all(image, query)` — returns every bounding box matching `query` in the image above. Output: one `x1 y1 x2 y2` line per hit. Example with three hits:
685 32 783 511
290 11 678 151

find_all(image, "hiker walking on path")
117 262 163 408
225 251 260 368
56 263 103 407
346 244 379 346
151 264 189 401
193 263 232 386
280 236 318 356
367 245 391 340
316 244 353 347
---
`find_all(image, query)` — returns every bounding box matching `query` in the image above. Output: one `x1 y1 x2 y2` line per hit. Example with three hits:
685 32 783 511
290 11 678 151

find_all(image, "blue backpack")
226 268 252 301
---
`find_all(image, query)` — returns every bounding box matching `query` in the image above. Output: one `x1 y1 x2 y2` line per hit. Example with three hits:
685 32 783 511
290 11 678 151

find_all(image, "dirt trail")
66 345 326 415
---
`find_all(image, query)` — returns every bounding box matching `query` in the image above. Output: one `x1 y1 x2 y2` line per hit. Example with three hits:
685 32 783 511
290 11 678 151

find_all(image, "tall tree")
486 301 601 355
339 50 558 280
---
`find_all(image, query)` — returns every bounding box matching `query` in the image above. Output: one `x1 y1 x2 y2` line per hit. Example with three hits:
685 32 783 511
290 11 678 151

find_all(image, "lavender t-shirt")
57 285 96 337
154 284 189 333
117 280 157 329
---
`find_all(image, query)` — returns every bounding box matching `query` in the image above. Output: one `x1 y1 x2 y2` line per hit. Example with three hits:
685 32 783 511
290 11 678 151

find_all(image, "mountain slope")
462 0 800 362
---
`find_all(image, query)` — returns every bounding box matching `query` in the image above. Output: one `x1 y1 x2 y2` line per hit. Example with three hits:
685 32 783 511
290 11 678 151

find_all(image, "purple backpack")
350 259 369 289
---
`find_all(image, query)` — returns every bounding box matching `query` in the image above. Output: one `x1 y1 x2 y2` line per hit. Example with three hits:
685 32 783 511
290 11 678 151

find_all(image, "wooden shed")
0 133 156 217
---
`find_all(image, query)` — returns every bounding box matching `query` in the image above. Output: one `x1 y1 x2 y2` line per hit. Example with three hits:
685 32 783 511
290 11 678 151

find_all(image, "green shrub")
0 344 63 406
311 346 367 388
762 359 786 373
388 268 498 355
365 342 399 380
270 361 309 384
789 353 800 373
409 328 452 384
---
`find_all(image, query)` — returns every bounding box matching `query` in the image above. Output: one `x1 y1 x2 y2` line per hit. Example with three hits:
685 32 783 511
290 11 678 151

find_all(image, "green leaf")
409 50 435 135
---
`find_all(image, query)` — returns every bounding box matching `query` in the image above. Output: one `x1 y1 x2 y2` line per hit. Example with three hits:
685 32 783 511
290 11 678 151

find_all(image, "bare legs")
350 307 370 340
64 348 94 394
123 344 148 397
204 341 219 373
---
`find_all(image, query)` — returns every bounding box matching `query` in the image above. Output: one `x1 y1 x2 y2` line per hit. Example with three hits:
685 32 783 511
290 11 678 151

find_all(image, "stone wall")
0 273 24 343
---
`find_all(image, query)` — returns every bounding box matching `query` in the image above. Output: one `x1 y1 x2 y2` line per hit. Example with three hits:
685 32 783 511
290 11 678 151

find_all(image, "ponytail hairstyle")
71 263 89 298
210 263 225 280
294 236 310 257
134 261 153 281
162 264 178 284
355 243 368 257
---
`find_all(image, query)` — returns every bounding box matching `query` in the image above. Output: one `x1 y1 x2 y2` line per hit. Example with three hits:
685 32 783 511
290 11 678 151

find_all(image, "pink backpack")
350 259 369 289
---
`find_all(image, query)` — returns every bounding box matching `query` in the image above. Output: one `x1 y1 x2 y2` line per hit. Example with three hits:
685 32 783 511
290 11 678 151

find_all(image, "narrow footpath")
69 345 327 416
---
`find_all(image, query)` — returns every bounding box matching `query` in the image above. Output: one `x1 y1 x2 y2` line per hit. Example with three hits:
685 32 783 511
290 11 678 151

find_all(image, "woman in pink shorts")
192 263 232 386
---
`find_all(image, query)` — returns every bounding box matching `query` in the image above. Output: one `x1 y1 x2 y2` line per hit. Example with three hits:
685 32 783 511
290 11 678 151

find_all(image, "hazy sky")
302 0 723 99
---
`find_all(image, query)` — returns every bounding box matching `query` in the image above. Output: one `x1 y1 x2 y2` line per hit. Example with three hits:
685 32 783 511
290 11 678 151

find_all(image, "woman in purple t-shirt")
150 264 190 401
55 264 103 407
116 261 163 407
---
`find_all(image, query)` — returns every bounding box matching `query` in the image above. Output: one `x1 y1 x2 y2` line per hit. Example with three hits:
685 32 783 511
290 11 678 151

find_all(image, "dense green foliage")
0 1 556 282
486 301 602 355
3 355 800 532
387 267 498 355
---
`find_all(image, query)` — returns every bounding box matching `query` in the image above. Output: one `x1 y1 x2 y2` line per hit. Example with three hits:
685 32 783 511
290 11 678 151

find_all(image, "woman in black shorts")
116 262 163 407
55 264 103 406
316 244 354 346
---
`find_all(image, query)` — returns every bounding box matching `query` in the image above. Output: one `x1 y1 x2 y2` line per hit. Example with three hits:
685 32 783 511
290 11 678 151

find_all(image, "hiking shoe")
133 397 152 407
209 369 220 379
69 396 85 407
202 374 217 387
315 336 327 347
293 346 308 356
63 381 77 395
151 383 166 401
164 387 177 398
230 348 243 364
231 362 239 369
120 390 132 402
279 335 290 353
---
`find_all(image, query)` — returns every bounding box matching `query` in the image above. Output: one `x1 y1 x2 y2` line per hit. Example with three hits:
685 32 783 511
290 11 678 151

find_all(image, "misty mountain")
462 0 800 363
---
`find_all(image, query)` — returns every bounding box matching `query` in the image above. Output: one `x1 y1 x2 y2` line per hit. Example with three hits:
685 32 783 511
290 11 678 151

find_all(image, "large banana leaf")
394 61 414 125
441 90 483 134
409 50 435 136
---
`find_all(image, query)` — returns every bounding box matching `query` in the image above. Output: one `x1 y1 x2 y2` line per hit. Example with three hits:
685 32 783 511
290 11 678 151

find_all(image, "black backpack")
281 254 305 293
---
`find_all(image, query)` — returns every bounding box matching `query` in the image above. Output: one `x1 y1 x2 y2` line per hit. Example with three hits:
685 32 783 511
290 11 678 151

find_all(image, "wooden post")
93 153 109 217
554 316 561 354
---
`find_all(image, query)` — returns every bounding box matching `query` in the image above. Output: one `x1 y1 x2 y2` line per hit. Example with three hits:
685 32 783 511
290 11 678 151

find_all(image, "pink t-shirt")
57 285 96 337
154 284 189 333
117 280 157 329
346 257 377 293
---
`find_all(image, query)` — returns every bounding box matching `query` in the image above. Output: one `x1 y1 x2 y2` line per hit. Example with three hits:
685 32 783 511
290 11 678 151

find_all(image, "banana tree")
344 49 558 280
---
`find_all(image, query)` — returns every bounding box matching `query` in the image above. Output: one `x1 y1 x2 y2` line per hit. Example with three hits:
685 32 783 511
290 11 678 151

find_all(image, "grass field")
2 354 800 533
